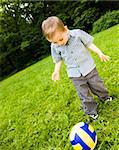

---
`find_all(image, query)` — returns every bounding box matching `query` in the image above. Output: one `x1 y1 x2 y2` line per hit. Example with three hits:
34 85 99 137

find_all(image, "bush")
92 10 119 34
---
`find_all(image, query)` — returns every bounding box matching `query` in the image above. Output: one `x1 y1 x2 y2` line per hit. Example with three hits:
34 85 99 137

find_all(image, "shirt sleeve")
51 43 62 63
78 29 94 47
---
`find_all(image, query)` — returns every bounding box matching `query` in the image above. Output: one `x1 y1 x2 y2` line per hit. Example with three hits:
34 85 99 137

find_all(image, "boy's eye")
59 38 63 41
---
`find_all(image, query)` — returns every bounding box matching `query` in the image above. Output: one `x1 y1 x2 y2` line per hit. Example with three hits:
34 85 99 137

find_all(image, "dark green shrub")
92 10 119 34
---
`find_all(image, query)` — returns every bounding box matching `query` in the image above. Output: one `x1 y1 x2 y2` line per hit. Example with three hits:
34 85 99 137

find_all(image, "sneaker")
105 96 113 102
89 114 98 120
101 96 115 103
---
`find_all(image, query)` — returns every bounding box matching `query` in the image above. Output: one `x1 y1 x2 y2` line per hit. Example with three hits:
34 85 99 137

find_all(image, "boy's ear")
64 25 68 31
46 38 52 43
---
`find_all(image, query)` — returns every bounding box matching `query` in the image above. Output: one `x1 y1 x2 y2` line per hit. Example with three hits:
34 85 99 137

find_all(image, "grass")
0 24 119 150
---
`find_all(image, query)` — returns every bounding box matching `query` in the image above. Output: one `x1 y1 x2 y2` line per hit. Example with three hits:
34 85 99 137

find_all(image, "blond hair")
42 16 65 40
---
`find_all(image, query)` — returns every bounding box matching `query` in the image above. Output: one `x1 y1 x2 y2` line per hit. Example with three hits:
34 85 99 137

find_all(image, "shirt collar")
68 30 76 37
65 30 75 45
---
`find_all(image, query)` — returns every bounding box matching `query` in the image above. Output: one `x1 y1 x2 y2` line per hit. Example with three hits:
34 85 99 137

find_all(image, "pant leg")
70 76 98 115
86 68 109 100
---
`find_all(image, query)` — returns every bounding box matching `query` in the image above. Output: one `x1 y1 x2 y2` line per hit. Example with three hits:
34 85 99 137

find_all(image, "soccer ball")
70 122 97 150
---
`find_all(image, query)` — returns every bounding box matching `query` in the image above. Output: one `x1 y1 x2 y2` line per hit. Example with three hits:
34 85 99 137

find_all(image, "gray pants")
70 67 108 115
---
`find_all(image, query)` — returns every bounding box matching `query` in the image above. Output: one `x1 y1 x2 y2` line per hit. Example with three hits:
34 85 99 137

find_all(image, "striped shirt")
51 29 96 77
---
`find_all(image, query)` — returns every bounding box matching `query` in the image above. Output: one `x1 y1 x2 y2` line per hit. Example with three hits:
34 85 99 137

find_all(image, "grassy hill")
0 24 119 150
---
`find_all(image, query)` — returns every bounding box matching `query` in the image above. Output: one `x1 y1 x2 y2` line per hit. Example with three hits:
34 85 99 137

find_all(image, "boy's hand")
88 44 110 62
52 71 60 81
98 52 110 62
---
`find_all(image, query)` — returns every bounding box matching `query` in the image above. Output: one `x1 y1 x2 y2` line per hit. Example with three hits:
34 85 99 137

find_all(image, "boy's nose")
58 42 64 45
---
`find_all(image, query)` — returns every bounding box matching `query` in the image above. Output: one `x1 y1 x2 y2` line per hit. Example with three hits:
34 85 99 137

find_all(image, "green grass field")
0 24 119 150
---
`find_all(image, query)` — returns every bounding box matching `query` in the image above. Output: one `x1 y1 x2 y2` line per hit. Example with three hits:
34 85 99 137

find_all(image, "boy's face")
48 26 69 46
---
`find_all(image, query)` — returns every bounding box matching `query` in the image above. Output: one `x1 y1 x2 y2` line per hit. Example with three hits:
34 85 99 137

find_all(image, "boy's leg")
70 76 98 115
86 68 109 100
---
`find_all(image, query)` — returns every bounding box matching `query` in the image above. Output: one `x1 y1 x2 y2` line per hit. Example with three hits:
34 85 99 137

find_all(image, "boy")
42 16 113 120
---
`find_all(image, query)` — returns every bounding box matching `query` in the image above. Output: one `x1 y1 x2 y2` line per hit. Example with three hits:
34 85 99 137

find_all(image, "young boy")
42 16 113 120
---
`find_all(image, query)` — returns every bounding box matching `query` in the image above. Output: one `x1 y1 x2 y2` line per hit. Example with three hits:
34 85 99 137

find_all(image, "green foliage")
0 25 119 150
0 0 49 80
92 10 119 34
70 1 105 32
73 7 100 31
0 0 119 80
71 1 119 32
21 41 30 50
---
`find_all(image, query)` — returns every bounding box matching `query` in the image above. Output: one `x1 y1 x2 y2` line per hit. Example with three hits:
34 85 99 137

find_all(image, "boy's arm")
51 43 62 81
52 60 62 81
54 60 62 73
87 43 110 62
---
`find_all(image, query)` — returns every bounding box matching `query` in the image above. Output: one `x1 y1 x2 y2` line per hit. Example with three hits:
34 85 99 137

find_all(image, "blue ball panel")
81 123 96 142
71 133 91 150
